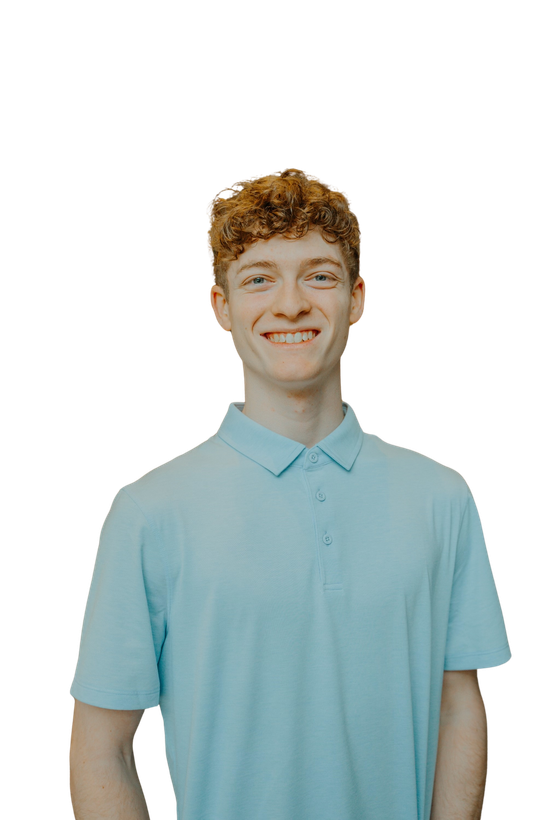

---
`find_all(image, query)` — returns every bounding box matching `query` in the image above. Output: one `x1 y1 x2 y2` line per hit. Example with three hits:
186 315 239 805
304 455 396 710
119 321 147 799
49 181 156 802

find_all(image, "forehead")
229 229 346 277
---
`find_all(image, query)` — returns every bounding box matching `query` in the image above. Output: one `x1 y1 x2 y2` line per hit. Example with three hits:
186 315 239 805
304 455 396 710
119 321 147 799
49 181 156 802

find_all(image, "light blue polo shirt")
70 401 511 820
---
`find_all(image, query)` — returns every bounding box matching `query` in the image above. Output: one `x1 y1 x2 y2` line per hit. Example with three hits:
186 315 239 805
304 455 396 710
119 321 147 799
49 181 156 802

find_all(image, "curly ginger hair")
207 168 361 302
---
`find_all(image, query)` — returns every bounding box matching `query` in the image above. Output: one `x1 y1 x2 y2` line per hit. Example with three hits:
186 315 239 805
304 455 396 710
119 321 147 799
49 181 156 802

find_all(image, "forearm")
70 750 150 819
430 699 488 820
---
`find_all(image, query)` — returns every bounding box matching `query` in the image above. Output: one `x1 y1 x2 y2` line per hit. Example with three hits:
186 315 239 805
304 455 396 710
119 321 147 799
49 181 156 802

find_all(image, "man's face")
210 228 365 392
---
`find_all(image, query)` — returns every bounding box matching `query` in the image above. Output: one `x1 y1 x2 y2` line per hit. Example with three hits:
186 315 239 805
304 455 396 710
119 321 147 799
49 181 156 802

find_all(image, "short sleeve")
70 487 168 709
444 488 512 670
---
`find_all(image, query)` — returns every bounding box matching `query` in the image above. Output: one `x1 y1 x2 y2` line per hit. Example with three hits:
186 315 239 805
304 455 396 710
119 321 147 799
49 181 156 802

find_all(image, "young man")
69 169 511 820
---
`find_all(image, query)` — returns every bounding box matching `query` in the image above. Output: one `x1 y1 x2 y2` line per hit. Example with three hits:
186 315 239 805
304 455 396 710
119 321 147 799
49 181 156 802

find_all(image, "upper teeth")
265 330 318 344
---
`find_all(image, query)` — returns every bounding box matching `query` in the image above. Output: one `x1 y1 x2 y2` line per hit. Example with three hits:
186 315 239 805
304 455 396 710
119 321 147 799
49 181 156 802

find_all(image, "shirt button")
316 491 326 501
309 452 318 462
323 533 332 545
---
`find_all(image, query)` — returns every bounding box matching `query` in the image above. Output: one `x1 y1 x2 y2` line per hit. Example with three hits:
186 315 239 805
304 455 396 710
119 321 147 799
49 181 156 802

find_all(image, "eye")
243 273 336 287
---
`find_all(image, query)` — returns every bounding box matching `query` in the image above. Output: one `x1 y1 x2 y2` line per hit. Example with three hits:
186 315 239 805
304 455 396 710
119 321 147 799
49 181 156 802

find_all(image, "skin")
210 228 365 448
431 668 488 820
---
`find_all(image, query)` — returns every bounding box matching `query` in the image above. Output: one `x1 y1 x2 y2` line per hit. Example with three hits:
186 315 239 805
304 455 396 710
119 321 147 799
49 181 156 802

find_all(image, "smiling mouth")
261 330 321 347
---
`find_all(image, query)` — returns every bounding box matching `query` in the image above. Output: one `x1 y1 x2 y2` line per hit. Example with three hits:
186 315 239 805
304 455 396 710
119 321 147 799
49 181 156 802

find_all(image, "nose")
270 280 312 320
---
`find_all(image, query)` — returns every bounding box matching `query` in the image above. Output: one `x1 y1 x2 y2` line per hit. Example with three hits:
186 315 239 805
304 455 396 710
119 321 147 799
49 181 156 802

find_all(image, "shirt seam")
445 643 509 660
72 677 160 696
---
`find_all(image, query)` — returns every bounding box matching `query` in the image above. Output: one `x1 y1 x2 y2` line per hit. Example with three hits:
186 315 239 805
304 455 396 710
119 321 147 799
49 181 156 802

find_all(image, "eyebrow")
236 256 344 278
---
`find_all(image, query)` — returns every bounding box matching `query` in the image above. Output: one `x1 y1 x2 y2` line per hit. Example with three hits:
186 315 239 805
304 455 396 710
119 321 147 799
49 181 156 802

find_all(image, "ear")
209 285 232 333
349 277 365 327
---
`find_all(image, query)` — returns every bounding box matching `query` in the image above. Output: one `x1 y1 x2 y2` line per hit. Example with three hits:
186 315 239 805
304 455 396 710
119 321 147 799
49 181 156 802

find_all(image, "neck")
241 369 345 448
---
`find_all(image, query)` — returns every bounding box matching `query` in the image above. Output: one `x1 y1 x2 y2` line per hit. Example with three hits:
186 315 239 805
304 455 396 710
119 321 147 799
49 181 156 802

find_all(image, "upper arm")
70 698 145 761
440 669 482 715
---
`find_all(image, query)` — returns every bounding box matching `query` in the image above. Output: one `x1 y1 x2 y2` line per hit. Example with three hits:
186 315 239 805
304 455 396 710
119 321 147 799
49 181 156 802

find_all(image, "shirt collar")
216 401 364 476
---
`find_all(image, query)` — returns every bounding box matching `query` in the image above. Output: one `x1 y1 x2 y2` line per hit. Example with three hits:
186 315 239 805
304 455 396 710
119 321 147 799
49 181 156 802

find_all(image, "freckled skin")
209 229 365 446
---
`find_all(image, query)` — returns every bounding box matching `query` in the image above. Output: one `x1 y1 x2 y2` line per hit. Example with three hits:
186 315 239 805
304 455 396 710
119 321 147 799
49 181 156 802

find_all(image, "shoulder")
363 433 470 500
120 439 219 508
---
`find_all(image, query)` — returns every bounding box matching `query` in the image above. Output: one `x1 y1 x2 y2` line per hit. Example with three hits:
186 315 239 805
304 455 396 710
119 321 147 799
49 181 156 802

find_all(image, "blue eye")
244 273 335 286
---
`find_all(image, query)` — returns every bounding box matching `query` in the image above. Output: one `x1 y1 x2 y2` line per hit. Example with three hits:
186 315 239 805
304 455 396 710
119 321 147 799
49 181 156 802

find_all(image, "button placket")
303 452 343 592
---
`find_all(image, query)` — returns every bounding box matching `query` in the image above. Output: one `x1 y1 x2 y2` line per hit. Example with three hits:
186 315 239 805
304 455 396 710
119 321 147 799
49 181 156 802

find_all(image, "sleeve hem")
444 643 512 670
70 679 160 710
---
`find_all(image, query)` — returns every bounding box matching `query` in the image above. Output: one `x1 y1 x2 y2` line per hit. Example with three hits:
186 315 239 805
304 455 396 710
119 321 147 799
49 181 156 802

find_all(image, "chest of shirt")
155 456 453 618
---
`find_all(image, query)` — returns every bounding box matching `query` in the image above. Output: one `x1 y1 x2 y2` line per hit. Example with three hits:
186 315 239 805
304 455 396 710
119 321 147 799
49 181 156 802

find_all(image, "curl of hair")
207 168 360 300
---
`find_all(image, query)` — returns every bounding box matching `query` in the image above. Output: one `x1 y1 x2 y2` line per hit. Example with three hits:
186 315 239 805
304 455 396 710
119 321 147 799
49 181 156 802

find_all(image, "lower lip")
262 332 320 348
